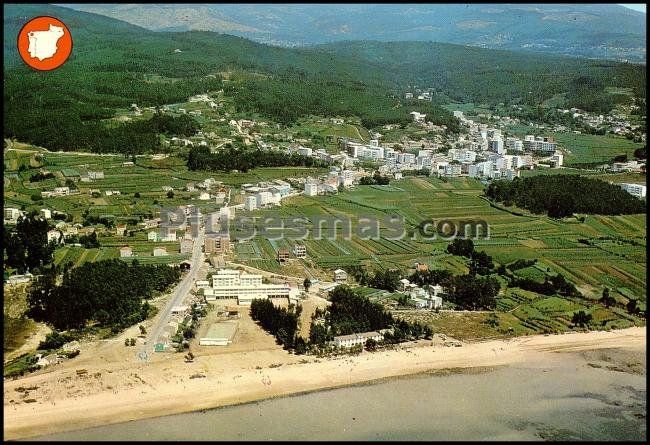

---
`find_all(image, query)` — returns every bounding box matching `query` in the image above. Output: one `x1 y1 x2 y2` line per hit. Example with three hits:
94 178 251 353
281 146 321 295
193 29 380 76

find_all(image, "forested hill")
3 3 646 154
311 41 647 105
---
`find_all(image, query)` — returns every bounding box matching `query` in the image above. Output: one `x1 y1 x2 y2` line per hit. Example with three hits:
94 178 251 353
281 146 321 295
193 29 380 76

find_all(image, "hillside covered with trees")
3 4 645 155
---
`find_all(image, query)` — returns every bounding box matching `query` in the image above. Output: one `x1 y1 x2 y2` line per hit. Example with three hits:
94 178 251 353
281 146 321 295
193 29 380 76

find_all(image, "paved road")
138 225 205 360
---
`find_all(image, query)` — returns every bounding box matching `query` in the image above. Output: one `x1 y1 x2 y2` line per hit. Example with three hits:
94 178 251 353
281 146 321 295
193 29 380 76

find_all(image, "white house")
120 246 133 257
40 209 52 220
333 269 348 283
47 229 61 244
4 208 22 222
148 231 159 242
153 247 168 257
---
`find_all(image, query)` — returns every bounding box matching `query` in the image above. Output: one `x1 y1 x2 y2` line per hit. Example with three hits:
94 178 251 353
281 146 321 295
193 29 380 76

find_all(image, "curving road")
138 225 205 360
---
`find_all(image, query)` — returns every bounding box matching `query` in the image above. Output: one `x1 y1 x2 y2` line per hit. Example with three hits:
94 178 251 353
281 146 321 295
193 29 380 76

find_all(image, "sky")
619 4 646 13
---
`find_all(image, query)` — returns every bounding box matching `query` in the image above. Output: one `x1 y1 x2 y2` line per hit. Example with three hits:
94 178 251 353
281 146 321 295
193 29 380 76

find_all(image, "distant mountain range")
58 3 646 62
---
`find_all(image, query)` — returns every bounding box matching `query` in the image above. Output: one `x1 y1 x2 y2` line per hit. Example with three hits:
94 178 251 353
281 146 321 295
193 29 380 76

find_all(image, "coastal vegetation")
26 259 181 330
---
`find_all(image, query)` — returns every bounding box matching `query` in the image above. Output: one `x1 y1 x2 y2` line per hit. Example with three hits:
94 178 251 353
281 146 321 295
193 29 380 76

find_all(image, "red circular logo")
17 16 72 71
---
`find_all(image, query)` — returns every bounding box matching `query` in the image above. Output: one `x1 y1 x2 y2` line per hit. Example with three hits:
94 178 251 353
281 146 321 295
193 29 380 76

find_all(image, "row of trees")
27 259 181 330
187 146 327 172
359 171 391 185
344 266 401 292
509 274 580 298
485 176 646 218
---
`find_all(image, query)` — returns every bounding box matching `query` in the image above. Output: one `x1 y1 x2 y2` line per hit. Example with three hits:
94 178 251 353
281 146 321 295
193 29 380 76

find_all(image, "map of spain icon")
18 16 72 70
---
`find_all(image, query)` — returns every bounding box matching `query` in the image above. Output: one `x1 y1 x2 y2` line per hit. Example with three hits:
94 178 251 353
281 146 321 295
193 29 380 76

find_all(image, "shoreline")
4 327 646 440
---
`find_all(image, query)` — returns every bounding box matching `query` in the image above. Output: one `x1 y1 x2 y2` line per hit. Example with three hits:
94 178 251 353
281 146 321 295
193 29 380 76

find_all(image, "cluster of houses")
41 186 78 198
274 243 307 265
298 167 362 196
564 107 646 142
334 112 564 181
239 180 293 211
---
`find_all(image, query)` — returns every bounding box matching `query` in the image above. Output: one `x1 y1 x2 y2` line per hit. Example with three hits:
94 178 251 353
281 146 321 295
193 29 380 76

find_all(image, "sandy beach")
3 326 645 440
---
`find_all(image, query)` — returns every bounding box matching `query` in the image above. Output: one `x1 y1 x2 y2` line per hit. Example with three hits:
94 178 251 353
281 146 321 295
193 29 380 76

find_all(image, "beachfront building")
333 331 384 348
205 269 291 305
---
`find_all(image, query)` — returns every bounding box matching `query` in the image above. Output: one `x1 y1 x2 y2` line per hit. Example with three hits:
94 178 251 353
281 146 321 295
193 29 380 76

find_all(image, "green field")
3 150 327 223
235 176 646 306
550 133 644 165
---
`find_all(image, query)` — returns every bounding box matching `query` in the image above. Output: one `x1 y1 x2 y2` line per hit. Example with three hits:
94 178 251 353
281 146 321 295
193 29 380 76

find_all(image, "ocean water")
33 351 646 441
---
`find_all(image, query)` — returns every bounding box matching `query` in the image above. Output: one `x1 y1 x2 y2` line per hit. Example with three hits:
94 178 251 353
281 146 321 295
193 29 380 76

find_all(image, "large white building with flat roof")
205 269 291 305
619 183 646 198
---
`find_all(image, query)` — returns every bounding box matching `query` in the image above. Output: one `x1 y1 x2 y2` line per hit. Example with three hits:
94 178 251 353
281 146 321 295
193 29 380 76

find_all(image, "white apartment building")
512 155 533 169
416 156 432 169
444 163 462 177
550 153 564 167
524 137 557 152
304 182 319 196
619 183 647 198
244 195 257 211
206 269 291 305
450 149 477 163
506 138 523 151
488 138 505 154
297 146 312 157
397 152 416 165
256 191 273 207
4 208 22 222
293 244 307 258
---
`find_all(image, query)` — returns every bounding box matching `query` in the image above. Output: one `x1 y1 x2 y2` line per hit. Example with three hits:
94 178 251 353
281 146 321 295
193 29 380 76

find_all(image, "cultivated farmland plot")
235 177 645 309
